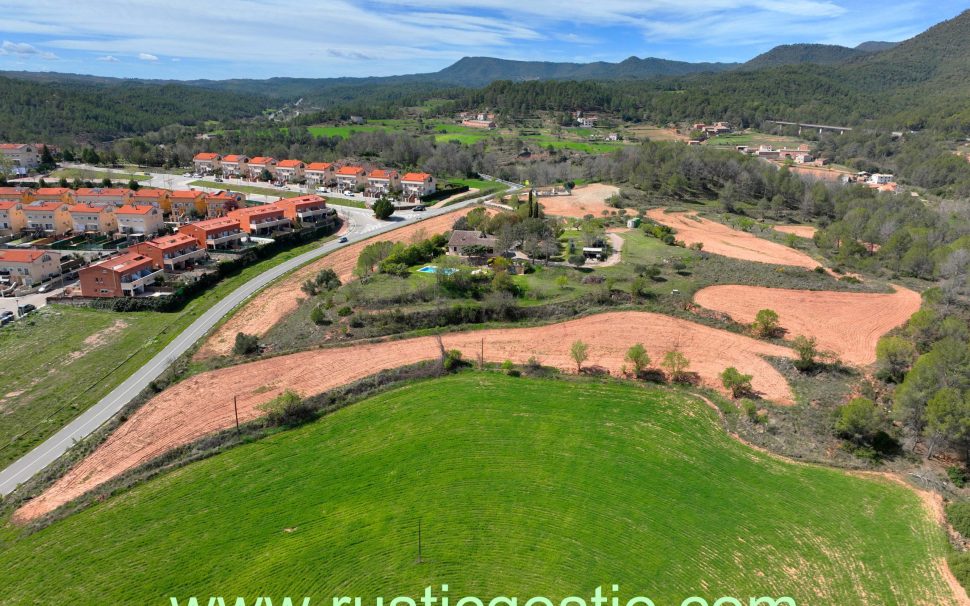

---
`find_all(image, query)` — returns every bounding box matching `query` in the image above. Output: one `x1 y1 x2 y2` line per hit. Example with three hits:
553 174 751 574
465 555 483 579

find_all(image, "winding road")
0 181 518 497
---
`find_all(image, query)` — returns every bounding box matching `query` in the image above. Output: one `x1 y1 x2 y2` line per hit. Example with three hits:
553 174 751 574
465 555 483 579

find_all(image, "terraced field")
0 375 957 605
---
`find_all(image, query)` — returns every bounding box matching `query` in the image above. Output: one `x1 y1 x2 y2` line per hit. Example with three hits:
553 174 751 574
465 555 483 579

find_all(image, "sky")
0 1 966 80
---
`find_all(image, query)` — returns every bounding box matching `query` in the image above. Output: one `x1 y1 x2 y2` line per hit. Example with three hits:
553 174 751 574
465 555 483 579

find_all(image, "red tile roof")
229 205 284 218
115 205 156 215
249 156 276 165
184 216 240 230
277 159 304 168
274 194 327 209
170 190 203 199
132 188 168 198
140 232 197 250
69 204 109 213
222 155 248 163
336 165 365 176
24 202 66 212
0 248 49 264
193 152 221 161
369 169 398 179
0 187 26 196
0 144 29 150
33 188 72 196
305 162 334 171
88 251 153 273
401 172 432 182
0 200 21 210
75 188 130 197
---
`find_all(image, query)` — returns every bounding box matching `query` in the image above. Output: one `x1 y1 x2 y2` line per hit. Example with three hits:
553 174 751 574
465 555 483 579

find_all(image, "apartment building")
275 160 305 183
180 217 245 250
115 205 164 236
401 172 436 198
220 155 249 177
193 152 222 174
335 165 367 190
79 251 161 297
227 205 289 235
0 249 61 286
272 195 336 227
23 202 72 235
133 232 207 270
305 162 335 187
68 204 118 234
367 169 400 195
0 200 26 235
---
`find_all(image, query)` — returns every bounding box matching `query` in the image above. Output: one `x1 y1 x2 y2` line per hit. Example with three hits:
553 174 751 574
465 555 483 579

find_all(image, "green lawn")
49 168 151 183
187 180 300 199
0 234 338 469
0 374 954 605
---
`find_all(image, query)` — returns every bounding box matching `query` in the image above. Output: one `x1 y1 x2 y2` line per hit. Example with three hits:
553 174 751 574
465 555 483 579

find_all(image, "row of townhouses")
192 154 436 198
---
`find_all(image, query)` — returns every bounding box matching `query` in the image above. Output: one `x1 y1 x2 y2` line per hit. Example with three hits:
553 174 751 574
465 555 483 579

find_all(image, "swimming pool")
417 265 458 275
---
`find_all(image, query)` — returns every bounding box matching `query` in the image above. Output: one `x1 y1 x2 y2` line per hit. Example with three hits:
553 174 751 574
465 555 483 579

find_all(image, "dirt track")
774 225 817 239
538 183 625 218
646 209 819 268
694 284 921 366
16 311 794 522
197 209 470 358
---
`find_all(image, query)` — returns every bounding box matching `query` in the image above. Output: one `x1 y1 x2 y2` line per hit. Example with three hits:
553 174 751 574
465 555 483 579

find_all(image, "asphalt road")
0 190 509 496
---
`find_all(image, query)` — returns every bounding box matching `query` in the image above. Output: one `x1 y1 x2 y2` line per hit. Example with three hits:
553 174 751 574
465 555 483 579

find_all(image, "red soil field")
646 209 820 269
197 209 473 358
537 183 627 218
774 225 817 239
694 284 921 366
16 311 794 522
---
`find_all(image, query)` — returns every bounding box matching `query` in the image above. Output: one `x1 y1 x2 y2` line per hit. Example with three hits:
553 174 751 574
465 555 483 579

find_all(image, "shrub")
949 466 968 489
301 280 318 297
314 268 341 291
947 501 970 538
834 397 883 442
949 552 970 594
337 306 353 317
372 196 395 220
310 305 329 325
720 367 753 398
570 340 589 373
625 343 650 376
568 253 586 267
443 349 464 371
233 332 259 356
661 350 690 383
258 389 313 427
792 335 819 371
752 308 781 338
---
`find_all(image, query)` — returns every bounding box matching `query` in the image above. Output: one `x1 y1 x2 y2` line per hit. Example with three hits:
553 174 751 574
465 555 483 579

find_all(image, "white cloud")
138 52 159 61
97 54 119 62
0 40 57 59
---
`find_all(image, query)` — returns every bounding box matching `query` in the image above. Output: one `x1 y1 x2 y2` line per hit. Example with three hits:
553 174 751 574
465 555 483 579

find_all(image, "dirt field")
196 209 471 358
774 225 817 239
16 311 795 522
694 285 921 366
538 184 626 218
646 209 820 269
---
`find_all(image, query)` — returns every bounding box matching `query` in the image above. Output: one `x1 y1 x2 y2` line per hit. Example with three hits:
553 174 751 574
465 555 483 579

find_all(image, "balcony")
163 248 206 268
206 231 245 246
296 208 332 220
250 217 289 231
120 268 163 292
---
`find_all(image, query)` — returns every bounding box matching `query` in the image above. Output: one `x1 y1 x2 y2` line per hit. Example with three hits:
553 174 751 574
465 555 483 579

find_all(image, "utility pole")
233 395 240 433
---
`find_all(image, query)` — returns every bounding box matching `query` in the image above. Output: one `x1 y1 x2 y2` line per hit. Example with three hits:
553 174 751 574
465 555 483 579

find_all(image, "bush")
661 350 690 383
949 551 970 593
792 335 819 371
233 332 259 356
314 268 341 291
373 196 395 220
720 367 753 398
752 308 781 338
310 305 329 325
625 343 650 376
258 389 314 427
337 306 353 317
949 467 968 489
443 349 464 371
834 397 883 441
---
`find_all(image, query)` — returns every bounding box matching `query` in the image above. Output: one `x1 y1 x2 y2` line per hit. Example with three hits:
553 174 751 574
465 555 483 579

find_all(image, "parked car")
0 316 12 327
214 177 224 182
316 187 328 194
339 236 348 243
413 205 426 212
20 304 36 315
342 190 355 197
38 283 52 293
0 310 13 320
182 172 192 177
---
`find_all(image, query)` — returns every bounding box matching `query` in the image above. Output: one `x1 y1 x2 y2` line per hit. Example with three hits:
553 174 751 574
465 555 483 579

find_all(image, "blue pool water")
417 265 457 275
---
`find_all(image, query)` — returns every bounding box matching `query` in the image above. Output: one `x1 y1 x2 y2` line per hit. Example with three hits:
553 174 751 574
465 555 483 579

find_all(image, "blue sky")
0 1 965 80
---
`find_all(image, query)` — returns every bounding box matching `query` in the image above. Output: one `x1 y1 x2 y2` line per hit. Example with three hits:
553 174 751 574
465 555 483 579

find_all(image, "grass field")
49 168 151 183
0 233 338 469
0 374 954 605
187 180 300 199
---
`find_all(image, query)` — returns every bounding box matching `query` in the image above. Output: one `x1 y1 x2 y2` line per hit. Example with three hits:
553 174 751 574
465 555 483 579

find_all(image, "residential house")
462 118 496 129
205 192 243 218
778 144 814 164
180 217 245 250
577 115 597 128
68 204 118 234
23 202 72 235
79 251 161 297
0 249 61 286
28 187 75 205
0 186 29 203
0 144 40 172
367 169 400 195
74 188 132 207
169 190 207 219
193 152 222 174
754 145 781 160
115 205 164 236
247 157 277 180
130 188 171 210
869 173 895 185
0 200 26 235
335 165 367 190
220 155 249 177
305 162 335 187
401 172 436 198
227 205 289 235
272 195 336 227
275 159 306 183
446 230 500 261
133 232 206 270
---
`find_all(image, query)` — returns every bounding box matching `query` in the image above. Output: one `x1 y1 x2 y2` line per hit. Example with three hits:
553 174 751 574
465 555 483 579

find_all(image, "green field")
0 233 338 468
0 374 954 605
188 180 301 199
49 168 151 183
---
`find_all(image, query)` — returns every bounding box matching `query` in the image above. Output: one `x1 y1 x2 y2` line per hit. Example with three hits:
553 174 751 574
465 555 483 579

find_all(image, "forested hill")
0 77 270 144
742 44 869 69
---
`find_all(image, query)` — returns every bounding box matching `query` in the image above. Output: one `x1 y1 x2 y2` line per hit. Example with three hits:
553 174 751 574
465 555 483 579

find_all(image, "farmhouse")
275 159 305 183
79 251 161 297
23 202 72 235
0 248 61 286
68 204 118 234
179 217 245 250
133 232 207 270
446 230 500 259
305 162 335 187
227 205 289 235
220 155 249 177
193 152 222 174
401 172 436 198
115 205 164 237
248 157 277 179
367 169 400 195
0 200 26 235
335 165 367 190
271 195 336 226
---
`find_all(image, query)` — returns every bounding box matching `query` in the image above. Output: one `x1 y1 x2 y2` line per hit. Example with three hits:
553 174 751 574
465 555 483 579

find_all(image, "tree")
101 177 112 188
568 253 586 267
835 397 883 442
791 335 819 371
233 332 260 355
259 168 272 182
661 350 690 383
926 388 970 460
128 179 140 191
301 280 319 297
570 339 589 373
875 336 917 383
720 367 753 398
314 268 341 291
752 308 781 338
625 343 650 377
373 196 395 220
39 145 56 171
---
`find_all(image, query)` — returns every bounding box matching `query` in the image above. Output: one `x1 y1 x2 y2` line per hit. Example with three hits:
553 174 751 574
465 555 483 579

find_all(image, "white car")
182 172 192 177
342 190 355 197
